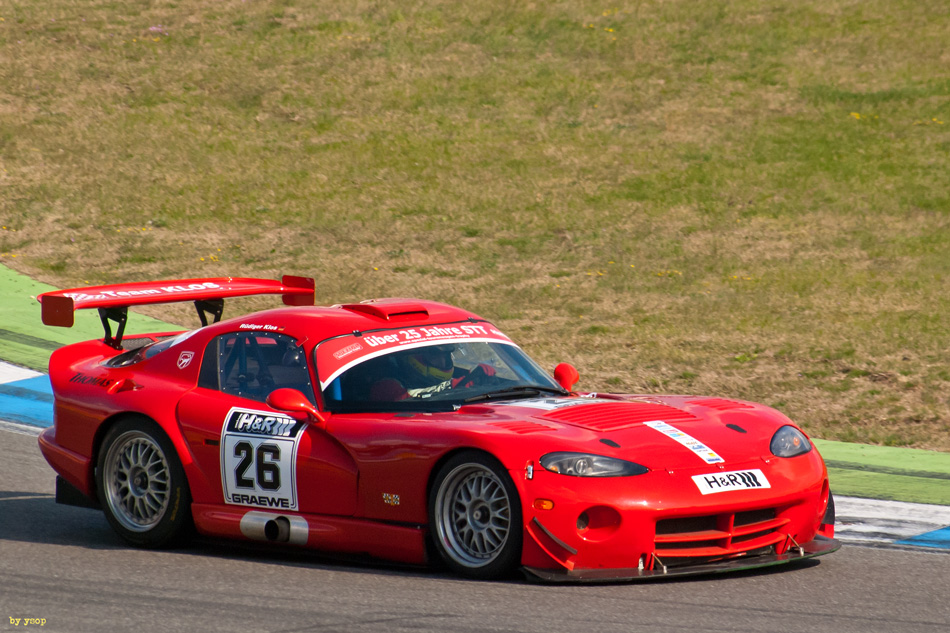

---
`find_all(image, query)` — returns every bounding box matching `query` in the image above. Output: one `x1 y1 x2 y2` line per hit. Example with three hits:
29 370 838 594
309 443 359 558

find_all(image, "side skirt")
191 503 429 565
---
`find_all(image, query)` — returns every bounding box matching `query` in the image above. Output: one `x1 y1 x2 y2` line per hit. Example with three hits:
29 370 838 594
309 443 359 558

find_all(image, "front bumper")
523 534 840 583
515 451 832 573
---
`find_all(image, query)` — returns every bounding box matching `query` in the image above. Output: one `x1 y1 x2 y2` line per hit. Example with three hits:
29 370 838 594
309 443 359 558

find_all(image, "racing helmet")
406 345 455 383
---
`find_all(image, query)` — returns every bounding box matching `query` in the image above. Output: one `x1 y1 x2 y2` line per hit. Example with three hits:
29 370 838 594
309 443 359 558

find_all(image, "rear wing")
38 276 315 349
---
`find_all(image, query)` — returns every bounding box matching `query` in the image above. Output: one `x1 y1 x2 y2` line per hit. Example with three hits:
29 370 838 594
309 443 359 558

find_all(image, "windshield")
317 326 563 412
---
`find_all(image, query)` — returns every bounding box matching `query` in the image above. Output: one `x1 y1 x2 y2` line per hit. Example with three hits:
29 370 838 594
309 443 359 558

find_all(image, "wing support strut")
98 307 129 350
195 298 225 327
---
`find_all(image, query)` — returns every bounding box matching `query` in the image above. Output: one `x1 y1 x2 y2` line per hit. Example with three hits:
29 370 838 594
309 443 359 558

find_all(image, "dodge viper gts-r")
36 276 838 581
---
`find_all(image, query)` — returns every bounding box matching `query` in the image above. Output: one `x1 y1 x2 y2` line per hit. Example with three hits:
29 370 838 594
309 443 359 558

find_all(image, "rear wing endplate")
38 276 315 349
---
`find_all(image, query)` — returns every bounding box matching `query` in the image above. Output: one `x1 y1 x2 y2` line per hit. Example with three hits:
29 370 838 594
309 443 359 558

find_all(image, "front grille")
656 514 717 535
654 508 788 566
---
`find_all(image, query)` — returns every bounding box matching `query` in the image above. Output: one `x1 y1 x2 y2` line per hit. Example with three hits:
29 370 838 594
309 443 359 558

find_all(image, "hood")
484 395 793 470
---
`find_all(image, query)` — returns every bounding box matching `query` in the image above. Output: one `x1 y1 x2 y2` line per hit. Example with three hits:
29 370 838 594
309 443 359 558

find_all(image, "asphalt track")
3 430 950 633
2 265 949 631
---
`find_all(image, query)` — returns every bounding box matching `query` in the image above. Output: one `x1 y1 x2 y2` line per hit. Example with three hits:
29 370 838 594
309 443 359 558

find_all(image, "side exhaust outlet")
265 517 291 542
240 511 308 545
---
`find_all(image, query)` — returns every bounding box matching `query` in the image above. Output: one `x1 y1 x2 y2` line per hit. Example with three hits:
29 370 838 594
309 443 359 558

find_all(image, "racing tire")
96 416 192 548
429 451 523 580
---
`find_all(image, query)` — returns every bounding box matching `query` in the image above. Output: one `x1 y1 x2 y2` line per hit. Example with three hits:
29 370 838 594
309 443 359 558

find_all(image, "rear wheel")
96 417 192 548
429 452 522 579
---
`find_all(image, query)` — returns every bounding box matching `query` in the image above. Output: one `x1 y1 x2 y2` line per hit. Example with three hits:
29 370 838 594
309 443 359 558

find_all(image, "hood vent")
488 421 556 434
542 402 699 432
686 398 753 411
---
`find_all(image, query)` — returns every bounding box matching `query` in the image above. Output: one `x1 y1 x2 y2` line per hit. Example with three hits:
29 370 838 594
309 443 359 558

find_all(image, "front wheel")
96 417 192 548
429 452 522 579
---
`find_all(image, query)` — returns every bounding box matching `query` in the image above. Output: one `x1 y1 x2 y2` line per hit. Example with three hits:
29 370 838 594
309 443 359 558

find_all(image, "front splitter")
522 535 840 583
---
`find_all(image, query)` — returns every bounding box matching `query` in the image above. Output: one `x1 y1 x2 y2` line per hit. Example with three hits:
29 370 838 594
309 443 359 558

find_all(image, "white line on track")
0 419 43 436
835 496 950 545
0 360 42 384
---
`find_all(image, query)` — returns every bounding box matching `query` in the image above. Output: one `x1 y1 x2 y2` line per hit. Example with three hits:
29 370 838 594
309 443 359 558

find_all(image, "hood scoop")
542 402 699 432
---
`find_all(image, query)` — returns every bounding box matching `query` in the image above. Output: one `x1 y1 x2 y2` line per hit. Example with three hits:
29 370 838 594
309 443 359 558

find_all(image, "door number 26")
233 441 281 491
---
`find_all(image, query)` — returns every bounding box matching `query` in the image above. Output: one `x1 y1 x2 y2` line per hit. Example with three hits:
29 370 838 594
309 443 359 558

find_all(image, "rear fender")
91 412 206 499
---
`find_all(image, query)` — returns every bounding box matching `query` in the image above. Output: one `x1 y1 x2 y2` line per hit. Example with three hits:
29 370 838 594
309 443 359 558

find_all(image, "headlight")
770 426 812 458
540 452 648 477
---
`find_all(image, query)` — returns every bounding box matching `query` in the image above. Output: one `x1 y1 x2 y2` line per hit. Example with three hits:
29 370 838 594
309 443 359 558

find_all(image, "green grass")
2 0 950 449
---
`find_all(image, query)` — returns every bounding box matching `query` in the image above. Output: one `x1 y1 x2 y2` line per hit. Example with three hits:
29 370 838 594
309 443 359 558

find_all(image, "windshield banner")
316 322 514 388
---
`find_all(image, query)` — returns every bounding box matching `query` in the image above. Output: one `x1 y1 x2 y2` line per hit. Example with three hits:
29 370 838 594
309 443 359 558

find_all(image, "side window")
201 332 315 404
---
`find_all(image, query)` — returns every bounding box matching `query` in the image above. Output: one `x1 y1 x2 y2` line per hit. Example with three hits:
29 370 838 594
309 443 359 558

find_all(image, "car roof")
206 298 489 345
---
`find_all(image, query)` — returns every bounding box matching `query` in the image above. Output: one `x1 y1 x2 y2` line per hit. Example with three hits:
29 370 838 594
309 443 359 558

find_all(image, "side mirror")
266 388 328 426
553 363 580 392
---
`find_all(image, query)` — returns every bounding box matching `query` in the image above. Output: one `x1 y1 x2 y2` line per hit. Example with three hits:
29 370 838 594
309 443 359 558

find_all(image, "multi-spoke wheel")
97 417 192 548
430 452 522 579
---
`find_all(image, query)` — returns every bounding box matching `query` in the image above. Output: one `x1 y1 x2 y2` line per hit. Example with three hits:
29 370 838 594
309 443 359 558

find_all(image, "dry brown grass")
2 0 950 448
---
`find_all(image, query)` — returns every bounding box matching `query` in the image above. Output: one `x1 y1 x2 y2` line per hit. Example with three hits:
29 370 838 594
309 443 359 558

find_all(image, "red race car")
36 276 838 582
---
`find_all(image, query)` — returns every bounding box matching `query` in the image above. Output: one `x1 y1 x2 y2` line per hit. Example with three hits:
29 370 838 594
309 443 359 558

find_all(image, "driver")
405 346 455 391
402 345 496 397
